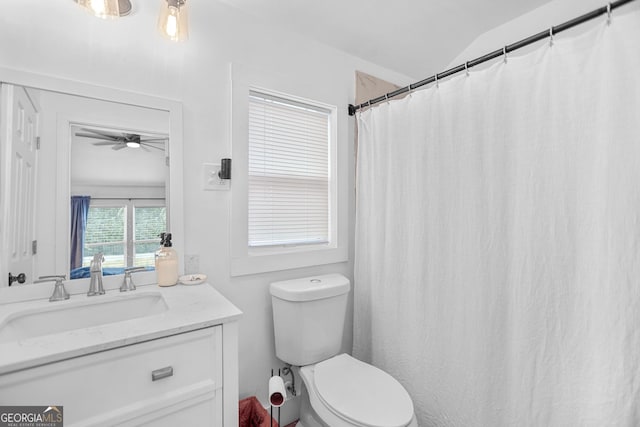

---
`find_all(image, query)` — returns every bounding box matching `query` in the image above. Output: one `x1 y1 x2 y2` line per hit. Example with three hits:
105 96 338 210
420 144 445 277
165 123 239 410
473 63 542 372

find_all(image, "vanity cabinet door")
0 326 223 427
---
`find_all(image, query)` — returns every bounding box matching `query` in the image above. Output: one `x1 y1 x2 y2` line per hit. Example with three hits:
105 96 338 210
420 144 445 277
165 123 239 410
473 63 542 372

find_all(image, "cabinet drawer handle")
152 366 174 381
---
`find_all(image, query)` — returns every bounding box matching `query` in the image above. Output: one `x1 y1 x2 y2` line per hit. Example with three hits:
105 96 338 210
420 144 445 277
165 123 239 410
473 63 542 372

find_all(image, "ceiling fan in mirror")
75 128 167 151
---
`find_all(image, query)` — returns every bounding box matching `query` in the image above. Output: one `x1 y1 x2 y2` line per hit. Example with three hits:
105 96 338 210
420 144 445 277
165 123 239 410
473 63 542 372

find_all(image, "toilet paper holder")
269 375 286 407
269 365 297 427
270 369 281 427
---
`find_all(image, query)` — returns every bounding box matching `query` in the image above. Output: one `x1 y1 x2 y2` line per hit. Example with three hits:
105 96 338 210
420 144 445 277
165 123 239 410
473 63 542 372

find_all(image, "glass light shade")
126 141 141 148
158 0 189 42
76 0 121 19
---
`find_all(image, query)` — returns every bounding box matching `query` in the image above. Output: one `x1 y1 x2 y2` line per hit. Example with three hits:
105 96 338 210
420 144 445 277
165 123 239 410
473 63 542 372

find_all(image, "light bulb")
165 7 179 38
158 0 189 42
76 0 121 19
90 0 106 15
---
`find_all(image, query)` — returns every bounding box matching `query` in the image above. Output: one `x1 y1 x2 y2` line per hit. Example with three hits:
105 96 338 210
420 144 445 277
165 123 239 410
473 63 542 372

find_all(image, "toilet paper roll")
268 375 287 407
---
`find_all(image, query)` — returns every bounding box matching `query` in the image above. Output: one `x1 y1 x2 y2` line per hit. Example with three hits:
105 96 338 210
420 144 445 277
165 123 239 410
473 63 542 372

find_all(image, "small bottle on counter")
155 232 178 287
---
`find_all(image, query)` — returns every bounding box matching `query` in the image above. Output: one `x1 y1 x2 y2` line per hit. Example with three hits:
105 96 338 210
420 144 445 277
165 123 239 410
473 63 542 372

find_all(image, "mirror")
0 68 184 288
69 124 168 279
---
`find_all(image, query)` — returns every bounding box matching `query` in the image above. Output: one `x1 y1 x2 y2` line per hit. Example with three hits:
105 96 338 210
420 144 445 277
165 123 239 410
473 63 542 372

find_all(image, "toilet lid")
313 354 414 427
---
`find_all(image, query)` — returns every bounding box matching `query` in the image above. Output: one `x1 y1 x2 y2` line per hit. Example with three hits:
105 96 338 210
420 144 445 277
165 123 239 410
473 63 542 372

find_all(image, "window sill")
230 244 347 277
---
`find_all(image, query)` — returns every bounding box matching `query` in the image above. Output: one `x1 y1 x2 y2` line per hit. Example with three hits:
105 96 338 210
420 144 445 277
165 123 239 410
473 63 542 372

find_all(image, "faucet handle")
34 274 67 283
90 253 104 272
35 275 70 302
120 267 146 292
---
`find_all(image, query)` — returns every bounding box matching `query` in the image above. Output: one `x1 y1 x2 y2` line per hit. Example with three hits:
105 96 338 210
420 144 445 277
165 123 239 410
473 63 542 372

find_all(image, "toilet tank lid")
270 274 351 302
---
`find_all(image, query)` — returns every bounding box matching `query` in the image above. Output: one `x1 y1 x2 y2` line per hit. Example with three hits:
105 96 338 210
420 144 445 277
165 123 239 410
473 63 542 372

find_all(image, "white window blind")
248 90 331 248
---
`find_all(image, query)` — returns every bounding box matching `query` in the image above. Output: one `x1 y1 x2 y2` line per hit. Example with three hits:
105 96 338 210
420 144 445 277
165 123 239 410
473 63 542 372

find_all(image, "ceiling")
218 0 553 79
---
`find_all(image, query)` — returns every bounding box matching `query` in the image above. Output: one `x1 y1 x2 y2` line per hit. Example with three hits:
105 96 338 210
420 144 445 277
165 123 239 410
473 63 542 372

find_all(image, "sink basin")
0 292 168 343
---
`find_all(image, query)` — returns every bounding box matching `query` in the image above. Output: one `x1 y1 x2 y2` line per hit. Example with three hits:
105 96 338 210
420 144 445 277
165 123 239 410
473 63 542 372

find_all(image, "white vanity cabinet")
0 326 234 426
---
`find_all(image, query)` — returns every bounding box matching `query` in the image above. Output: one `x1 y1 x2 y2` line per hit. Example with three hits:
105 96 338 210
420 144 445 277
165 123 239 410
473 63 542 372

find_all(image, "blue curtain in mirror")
70 196 91 271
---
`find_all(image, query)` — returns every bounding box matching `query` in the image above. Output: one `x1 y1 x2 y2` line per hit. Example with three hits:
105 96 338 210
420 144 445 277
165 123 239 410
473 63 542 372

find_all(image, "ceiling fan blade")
92 141 117 146
79 128 126 139
139 144 150 152
139 139 167 143
76 132 118 141
140 142 165 151
111 144 127 150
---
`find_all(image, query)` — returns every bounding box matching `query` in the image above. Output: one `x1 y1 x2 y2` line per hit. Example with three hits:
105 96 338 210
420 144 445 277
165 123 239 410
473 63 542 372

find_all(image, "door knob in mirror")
8 272 26 287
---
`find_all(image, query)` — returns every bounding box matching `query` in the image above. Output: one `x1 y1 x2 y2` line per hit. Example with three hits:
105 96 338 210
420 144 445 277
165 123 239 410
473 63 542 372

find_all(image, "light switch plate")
202 163 230 191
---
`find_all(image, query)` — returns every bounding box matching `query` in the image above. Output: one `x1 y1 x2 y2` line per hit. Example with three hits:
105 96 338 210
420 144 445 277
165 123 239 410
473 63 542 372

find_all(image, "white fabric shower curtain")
354 10 640 427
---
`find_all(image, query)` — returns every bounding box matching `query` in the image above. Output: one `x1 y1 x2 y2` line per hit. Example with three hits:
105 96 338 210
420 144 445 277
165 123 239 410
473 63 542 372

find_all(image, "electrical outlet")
202 163 230 191
185 254 200 274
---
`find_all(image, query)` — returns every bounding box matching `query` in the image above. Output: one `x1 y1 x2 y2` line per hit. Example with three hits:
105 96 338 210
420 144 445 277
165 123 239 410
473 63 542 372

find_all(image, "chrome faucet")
88 253 105 296
120 266 146 292
35 275 70 302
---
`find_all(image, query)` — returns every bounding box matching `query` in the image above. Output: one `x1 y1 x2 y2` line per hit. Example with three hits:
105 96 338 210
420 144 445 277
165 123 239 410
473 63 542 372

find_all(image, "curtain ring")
607 3 612 25
549 27 554 47
385 93 390 105
465 61 469 77
407 84 413 97
434 73 439 88
503 46 508 64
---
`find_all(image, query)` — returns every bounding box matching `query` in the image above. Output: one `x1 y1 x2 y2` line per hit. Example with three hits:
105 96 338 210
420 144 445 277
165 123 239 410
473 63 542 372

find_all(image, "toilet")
270 274 418 427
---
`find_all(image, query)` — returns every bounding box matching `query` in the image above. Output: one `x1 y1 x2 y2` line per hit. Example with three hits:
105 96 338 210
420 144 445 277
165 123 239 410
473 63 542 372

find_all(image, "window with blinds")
248 90 331 248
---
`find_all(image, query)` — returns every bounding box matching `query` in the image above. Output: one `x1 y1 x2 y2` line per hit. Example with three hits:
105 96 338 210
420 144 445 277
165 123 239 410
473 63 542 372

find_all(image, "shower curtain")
354 10 640 427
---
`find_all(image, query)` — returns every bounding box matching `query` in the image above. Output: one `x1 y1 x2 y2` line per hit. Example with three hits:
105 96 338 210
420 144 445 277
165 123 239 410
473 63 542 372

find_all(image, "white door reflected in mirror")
2 85 39 286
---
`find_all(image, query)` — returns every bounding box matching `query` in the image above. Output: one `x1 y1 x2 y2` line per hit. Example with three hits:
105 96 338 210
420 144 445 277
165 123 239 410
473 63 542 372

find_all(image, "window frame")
83 198 166 268
83 199 127 268
230 66 348 276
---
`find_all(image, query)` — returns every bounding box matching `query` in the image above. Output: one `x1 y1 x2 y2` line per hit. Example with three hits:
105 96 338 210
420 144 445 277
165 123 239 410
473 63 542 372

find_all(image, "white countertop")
0 283 242 375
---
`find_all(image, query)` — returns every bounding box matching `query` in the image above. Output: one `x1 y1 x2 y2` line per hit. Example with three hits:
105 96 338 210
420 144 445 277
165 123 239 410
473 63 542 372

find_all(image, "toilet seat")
302 354 414 427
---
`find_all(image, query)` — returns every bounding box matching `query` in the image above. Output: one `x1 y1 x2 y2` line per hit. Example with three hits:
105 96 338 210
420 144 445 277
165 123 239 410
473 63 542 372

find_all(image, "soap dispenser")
155 232 178 287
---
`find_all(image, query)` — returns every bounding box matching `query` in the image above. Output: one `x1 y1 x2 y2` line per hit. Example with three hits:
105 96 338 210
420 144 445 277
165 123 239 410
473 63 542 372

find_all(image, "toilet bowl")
270 274 417 427
297 354 417 427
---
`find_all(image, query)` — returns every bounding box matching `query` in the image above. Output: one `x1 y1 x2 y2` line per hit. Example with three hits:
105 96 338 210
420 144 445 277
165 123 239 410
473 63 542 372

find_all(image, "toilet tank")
270 274 351 366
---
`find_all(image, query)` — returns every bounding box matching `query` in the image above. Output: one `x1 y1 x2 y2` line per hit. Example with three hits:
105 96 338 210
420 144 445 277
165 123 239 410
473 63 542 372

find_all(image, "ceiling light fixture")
126 135 141 148
75 0 131 19
158 0 189 42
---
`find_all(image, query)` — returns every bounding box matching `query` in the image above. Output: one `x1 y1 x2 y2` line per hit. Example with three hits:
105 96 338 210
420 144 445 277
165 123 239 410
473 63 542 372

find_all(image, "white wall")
0 1 412 423
448 0 640 68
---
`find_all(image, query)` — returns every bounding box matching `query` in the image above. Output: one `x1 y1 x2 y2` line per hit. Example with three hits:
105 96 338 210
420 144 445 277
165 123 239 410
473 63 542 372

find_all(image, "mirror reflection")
1 83 171 285
69 125 168 279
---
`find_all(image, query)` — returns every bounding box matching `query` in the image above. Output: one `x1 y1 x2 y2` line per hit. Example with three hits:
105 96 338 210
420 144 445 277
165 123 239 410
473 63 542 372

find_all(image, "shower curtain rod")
348 0 636 116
